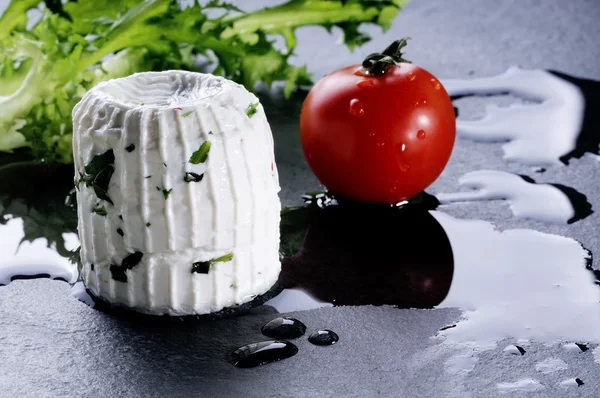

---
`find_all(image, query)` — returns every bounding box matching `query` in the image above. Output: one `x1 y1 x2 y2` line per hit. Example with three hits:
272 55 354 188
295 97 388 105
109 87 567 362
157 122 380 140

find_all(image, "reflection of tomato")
279 203 454 308
299 39 456 204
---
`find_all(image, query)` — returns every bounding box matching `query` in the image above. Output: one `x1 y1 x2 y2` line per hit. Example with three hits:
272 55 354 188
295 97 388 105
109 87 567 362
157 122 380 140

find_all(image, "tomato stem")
361 37 412 75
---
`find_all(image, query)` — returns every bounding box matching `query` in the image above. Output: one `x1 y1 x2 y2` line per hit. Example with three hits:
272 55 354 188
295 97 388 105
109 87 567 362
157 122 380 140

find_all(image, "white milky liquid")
534 358 568 374
265 288 332 313
436 170 575 223
559 378 582 388
441 66 585 165
434 211 600 349
0 219 78 285
496 378 544 393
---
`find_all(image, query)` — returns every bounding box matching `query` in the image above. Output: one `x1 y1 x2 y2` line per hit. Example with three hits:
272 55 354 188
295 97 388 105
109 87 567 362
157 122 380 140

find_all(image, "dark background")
1 0 600 396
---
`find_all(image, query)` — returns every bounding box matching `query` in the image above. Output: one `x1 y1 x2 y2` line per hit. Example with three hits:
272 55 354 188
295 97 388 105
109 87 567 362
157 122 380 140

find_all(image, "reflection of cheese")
72 70 281 315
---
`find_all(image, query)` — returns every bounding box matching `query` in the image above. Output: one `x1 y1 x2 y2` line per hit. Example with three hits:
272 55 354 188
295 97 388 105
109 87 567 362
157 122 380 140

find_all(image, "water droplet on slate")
417 130 426 139
261 317 307 339
231 340 298 368
308 330 339 346
357 80 373 88
349 99 364 117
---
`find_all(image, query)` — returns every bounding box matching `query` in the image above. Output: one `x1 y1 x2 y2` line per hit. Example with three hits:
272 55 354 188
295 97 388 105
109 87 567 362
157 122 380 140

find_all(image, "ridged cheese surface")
72 70 281 315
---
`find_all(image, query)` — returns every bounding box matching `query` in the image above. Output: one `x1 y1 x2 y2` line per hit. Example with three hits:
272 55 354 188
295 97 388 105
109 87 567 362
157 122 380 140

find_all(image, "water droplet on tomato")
399 162 411 172
348 99 364 117
430 78 442 90
354 68 371 77
407 73 416 81
357 80 373 88
377 142 385 147
417 130 426 139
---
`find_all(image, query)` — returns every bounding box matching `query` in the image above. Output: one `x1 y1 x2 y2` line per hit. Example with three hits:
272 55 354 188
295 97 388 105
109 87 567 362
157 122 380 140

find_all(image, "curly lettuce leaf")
0 0 406 163
222 0 406 50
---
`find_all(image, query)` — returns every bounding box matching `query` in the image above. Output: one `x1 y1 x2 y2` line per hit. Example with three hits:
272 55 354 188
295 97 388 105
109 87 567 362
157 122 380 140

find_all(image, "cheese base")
82 237 280 316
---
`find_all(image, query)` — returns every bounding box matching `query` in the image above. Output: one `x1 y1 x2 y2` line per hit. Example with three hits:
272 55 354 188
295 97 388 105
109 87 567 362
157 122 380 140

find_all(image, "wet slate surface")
1 0 600 397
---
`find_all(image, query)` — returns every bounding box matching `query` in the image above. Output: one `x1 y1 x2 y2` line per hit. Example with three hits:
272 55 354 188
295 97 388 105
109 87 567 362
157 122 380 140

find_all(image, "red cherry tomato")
299 40 456 204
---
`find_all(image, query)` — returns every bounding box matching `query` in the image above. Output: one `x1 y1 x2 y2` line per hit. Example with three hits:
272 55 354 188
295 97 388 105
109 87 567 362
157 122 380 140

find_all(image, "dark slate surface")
1 0 600 397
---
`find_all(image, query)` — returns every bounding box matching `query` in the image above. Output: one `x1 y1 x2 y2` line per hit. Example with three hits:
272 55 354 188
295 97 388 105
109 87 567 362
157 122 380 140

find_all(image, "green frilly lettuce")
0 0 405 163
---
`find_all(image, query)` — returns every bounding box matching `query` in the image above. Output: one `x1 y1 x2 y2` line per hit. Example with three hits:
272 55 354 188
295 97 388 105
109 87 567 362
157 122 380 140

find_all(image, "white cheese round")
72 70 281 315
